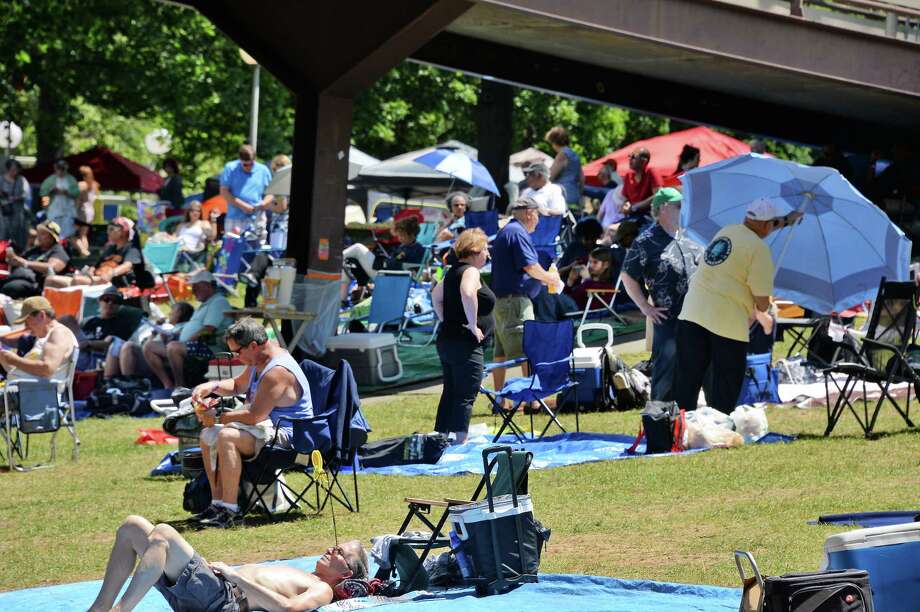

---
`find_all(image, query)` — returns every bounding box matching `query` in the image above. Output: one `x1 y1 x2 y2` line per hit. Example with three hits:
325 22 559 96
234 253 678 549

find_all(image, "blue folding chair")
530 214 563 268
464 209 499 237
480 319 578 443
143 241 181 275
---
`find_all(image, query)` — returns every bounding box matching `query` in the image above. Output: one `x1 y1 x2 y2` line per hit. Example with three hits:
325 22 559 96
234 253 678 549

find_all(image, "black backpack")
601 348 647 411
358 433 450 468
86 376 152 417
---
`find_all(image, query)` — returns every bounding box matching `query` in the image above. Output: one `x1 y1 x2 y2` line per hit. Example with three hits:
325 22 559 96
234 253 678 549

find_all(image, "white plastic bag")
685 406 735 431
731 405 769 443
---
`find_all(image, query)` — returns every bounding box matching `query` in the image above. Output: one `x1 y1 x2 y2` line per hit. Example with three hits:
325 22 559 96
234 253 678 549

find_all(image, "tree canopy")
1 0 810 191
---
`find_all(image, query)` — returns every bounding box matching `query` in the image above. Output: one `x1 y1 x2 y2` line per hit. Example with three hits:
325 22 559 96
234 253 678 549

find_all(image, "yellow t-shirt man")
679 224 774 342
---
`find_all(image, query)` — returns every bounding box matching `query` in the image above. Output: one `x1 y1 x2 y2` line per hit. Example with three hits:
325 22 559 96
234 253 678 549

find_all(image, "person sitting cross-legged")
88 514 367 612
191 317 313 528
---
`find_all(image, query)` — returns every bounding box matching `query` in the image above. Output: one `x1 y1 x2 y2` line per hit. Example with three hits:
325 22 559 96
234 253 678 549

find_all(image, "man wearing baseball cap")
620 188 703 402
489 196 562 391
520 162 566 216
126 269 232 390
0 296 78 385
0 221 70 298
674 197 802 414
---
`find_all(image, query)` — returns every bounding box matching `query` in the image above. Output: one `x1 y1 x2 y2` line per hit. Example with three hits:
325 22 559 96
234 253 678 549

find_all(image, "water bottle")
449 530 474 579
548 263 560 294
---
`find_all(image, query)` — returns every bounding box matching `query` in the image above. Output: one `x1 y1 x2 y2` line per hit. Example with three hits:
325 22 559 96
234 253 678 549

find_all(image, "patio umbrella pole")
771 194 811 280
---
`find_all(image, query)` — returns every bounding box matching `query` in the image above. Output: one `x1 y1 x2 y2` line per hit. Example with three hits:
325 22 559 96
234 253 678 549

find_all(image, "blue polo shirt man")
489 196 562 390
219 144 273 236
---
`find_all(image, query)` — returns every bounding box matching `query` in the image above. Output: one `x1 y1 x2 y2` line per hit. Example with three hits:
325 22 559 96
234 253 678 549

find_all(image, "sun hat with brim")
15 296 55 323
36 220 62 242
650 187 683 215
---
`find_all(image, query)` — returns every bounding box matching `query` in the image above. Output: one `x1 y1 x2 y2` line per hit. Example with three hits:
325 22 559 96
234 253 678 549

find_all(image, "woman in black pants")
431 228 494 444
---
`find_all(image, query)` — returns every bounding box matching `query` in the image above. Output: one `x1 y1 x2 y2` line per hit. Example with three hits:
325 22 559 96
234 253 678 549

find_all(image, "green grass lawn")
1 383 918 594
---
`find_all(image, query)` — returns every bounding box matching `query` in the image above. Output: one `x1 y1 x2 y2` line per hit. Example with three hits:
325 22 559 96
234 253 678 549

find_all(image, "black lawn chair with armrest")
375 446 533 594
823 278 918 438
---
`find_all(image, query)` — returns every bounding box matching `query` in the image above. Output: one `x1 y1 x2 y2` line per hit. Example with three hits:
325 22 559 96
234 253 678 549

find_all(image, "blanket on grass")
0 554 742 612
357 431 795 477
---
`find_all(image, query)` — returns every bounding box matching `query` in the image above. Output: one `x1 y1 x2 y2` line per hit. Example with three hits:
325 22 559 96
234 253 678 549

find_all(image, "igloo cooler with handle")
559 323 613 412
321 333 403 386
824 521 920 612
448 446 543 596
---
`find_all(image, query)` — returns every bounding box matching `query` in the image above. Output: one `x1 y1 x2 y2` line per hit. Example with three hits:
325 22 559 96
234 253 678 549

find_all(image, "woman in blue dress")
545 126 584 214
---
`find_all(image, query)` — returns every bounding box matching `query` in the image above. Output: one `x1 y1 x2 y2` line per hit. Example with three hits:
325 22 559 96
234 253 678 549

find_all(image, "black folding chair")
824 278 918 437
376 446 532 594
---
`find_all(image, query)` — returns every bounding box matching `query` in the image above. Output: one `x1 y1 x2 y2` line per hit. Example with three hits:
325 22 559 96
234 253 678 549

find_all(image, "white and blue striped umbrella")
680 153 911 314
413 148 500 195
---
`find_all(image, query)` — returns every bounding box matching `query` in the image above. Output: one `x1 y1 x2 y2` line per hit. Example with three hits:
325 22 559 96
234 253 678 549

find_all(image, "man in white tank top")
0 296 77 383
191 318 312 528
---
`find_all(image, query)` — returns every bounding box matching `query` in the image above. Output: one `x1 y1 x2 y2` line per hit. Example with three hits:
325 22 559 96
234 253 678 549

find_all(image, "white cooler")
322 333 403 386
824 521 920 612
562 323 613 411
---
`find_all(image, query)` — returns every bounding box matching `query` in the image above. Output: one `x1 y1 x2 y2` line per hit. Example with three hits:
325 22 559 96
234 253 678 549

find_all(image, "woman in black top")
431 228 495 444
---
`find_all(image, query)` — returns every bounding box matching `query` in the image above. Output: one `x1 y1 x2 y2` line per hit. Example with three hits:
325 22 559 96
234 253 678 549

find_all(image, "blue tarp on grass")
358 432 795 476
0 554 742 612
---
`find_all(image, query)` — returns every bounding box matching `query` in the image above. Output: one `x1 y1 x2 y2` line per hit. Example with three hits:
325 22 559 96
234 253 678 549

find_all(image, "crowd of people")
419 126 810 445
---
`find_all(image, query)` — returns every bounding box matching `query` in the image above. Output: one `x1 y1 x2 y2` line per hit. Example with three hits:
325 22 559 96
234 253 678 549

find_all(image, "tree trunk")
36 83 71 163
476 79 514 213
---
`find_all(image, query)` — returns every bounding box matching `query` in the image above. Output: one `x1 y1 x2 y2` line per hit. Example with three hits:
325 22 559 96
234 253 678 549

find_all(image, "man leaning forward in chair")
89 514 367 612
191 317 312 528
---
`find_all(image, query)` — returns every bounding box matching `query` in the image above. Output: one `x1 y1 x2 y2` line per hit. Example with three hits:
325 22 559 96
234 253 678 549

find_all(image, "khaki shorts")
493 296 534 359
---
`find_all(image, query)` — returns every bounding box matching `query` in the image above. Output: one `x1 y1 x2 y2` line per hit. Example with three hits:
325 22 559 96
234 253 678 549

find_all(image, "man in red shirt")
620 147 658 219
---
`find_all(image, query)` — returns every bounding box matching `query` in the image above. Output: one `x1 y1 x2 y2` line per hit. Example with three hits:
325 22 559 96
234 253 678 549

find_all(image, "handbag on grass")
735 551 874 612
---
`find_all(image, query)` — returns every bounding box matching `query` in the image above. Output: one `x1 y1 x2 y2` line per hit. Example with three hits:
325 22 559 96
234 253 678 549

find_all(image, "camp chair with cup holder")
375 445 533 595
479 319 579 443
0 347 80 472
240 358 370 517
823 277 919 438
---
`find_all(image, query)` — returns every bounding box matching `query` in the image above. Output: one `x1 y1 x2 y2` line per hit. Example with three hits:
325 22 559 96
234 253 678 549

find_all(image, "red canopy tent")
23 146 164 193
583 126 751 187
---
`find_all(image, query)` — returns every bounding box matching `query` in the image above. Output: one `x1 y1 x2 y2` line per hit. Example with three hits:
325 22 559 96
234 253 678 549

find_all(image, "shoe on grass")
198 506 243 529
191 504 221 523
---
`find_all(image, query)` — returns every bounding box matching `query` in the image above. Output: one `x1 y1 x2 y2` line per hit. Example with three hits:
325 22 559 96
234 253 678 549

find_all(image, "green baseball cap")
651 187 682 215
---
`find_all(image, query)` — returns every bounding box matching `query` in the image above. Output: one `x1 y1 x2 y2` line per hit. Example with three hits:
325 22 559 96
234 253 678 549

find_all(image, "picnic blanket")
778 375 911 409
358 431 795 477
812 511 920 528
0 553 742 611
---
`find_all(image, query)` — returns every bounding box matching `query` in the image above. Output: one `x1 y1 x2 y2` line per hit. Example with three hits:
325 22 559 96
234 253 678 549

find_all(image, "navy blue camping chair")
480 319 578 443
464 209 499 237
241 359 370 516
530 214 563 269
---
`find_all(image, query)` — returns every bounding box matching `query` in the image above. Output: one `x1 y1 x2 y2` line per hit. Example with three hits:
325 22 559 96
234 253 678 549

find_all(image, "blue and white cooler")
559 323 613 411
824 521 920 612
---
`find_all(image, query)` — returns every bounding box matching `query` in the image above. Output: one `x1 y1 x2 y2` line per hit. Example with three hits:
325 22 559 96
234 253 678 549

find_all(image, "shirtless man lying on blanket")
88 515 368 612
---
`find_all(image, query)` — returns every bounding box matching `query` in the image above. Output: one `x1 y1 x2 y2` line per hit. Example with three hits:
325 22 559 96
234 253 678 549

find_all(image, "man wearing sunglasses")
190 317 313 528
219 143 273 237
90 514 368 612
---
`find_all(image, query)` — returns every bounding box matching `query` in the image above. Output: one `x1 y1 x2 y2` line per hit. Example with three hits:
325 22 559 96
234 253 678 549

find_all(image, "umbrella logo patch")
704 237 732 266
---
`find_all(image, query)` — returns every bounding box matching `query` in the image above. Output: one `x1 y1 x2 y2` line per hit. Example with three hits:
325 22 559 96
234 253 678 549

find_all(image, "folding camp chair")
241 359 370 516
1 348 80 471
480 319 578 443
823 278 919 438
376 446 533 594
464 209 499 238
530 214 562 269
349 271 438 346
43 286 84 321
141 240 182 303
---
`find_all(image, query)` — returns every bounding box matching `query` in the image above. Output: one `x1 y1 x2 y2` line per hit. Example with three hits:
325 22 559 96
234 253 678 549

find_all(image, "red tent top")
583 126 751 187
23 146 164 193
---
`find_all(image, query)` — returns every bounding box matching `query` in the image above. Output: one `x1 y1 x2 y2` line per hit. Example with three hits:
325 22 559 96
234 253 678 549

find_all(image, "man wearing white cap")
125 270 232 389
673 197 802 414
520 162 567 216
